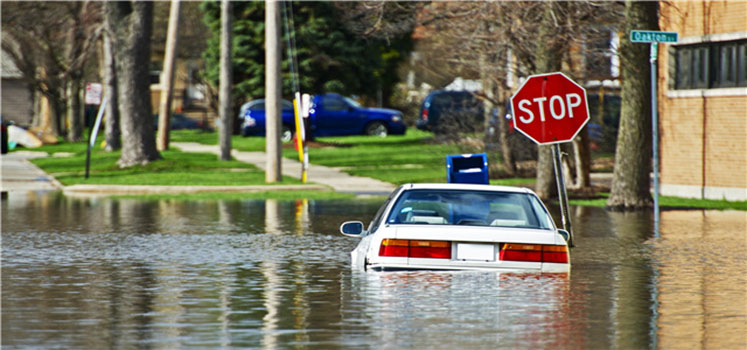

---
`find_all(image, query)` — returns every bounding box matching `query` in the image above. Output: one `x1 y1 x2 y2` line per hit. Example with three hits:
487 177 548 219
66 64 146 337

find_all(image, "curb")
63 184 332 197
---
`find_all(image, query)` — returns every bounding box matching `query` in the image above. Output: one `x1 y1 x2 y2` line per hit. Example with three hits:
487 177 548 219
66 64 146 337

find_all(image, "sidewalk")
172 142 397 195
1 151 62 192
0 145 396 196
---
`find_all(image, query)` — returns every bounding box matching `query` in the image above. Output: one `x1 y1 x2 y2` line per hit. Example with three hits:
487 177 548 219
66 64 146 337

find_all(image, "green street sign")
630 30 678 43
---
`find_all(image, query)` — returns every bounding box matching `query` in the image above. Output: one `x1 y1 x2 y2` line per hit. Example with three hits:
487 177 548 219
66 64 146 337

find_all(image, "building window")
584 28 618 79
674 39 747 89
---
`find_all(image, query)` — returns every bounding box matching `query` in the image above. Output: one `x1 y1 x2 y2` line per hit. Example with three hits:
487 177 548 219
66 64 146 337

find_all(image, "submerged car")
340 183 570 272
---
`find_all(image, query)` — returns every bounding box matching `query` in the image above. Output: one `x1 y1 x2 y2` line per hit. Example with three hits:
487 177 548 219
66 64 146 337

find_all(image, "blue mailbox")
446 153 489 185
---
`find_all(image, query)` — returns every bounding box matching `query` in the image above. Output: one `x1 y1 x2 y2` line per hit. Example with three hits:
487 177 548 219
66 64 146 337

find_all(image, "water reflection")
2 192 745 349
341 272 576 349
656 210 747 350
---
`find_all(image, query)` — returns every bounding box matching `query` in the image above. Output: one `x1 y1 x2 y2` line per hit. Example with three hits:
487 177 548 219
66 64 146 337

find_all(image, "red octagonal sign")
511 72 589 145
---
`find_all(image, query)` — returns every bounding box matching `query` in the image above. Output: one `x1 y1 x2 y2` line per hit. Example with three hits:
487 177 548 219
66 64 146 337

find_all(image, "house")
1 50 33 127
658 0 747 201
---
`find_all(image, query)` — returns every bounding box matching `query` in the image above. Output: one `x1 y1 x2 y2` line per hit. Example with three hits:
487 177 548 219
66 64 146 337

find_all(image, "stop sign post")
510 72 589 246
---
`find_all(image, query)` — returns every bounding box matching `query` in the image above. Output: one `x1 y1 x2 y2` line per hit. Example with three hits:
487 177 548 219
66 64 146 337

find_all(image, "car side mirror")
557 229 574 247
340 221 365 237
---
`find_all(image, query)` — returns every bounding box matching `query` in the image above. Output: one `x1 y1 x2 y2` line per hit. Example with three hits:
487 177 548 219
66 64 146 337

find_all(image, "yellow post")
293 97 307 183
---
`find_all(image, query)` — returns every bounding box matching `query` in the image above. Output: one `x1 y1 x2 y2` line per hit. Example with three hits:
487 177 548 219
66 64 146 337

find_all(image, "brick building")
658 0 747 201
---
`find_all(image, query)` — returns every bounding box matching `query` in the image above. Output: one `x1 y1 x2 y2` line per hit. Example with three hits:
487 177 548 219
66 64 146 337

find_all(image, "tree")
2 2 102 139
104 1 161 167
102 33 121 151
409 2 623 197
606 1 658 210
533 2 567 200
200 1 413 126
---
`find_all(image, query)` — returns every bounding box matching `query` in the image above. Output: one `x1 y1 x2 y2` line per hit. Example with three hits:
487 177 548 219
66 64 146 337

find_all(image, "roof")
1 50 23 79
401 183 535 195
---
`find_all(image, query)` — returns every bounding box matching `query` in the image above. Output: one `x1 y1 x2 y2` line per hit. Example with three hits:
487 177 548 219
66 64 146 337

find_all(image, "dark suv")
416 90 484 134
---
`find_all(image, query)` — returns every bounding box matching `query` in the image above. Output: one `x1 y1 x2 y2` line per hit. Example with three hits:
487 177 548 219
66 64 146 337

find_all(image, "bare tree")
334 1 423 41
606 1 658 210
408 1 623 197
104 1 161 167
2 2 102 139
102 33 121 151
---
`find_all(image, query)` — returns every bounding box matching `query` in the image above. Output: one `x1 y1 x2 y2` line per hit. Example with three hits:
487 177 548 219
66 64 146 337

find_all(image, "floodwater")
2 191 745 349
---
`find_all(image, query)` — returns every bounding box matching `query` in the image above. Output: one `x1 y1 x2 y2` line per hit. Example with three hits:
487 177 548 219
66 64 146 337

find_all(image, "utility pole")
265 0 282 182
156 0 181 151
218 0 232 161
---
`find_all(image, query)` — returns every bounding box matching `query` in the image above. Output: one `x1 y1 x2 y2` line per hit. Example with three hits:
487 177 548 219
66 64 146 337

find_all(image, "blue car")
239 94 406 141
239 99 296 141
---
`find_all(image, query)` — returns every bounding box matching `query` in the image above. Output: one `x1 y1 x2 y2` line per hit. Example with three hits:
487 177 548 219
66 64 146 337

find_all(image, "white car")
340 183 571 272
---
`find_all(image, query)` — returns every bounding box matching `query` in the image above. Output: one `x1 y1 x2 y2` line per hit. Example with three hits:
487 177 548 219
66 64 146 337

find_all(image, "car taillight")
421 108 429 121
499 243 569 264
379 239 451 259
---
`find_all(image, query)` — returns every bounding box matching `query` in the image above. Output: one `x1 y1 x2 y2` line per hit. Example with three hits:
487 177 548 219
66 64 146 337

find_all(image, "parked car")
340 183 571 272
239 93 406 141
153 113 211 131
416 90 484 134
239 99 296 141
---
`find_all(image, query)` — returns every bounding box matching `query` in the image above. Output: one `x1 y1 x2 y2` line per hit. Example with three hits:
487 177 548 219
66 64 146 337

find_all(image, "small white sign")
85 83 103 105
456 243 495 261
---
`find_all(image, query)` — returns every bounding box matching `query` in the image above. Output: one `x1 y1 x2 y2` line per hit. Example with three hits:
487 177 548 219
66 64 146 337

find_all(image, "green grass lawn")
171 129 266 151
569 193 747 211
30 140 299 186
19 129 747 209
284 130 497 185
114 190 356 201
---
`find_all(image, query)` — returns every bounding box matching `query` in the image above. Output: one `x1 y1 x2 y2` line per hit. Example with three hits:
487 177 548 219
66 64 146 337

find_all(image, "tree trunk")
571 126 591 189
606 1 657 210
497 99 516 176
51 94 65 137
103 33 121 151
66 78 83 141
218 0 232 161
533 2 565 200
66 9 85 142
105 1 161 167
156 0 181 151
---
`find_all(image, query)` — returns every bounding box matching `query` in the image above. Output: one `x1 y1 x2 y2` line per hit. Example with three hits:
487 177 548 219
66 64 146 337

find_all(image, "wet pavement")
0 151 62 192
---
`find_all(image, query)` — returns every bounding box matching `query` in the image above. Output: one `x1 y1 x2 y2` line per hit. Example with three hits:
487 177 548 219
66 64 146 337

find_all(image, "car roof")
399 183 535 195
244 98 292 105
429 90 474 96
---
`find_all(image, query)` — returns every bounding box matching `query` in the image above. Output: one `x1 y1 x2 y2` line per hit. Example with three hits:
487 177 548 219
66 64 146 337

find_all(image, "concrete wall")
658 0 747 201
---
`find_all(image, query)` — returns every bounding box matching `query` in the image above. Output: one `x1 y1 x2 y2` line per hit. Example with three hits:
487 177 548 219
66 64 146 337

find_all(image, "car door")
314 95 360 136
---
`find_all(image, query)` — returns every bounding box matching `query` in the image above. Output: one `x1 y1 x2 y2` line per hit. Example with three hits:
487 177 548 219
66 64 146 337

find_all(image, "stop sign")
510 72 589 145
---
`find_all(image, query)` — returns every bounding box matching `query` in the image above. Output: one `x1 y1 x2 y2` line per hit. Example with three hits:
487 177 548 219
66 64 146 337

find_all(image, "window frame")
672 38 747 90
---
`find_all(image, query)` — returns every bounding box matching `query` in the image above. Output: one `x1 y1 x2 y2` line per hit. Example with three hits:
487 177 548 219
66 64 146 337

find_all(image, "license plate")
456 243 495 261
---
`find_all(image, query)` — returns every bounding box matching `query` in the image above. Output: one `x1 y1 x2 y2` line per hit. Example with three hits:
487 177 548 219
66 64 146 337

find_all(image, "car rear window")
386 189 553 230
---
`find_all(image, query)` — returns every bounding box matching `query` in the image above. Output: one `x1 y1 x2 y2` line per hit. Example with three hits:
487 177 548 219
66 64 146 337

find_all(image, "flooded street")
2 192 745 349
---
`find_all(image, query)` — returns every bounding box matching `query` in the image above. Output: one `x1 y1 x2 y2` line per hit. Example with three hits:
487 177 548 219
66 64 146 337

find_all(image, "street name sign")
630 30 678 43
510 72 590 145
